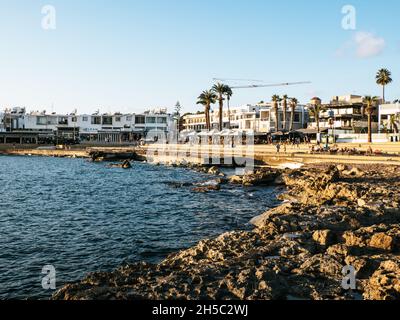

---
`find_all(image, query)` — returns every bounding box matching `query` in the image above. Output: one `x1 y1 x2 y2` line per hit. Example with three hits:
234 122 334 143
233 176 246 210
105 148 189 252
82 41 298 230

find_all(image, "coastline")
52 163 400 300
2 143 400 167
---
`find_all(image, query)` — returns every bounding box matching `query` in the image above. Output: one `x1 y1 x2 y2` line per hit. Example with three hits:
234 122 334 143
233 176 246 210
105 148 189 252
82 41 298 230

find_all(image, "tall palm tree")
212 83 227 131
363 96 379 143
309 103 324 134
282 94 289 131
376 69 393 103
289 98 298 132
197 90 217 131
271 95 280 132
389 114 399 133
223 85 233 129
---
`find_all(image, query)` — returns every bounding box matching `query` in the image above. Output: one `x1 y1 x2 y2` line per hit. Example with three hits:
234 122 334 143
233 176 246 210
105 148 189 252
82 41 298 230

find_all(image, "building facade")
182 103 307 133
0 111 4 132
0 108 174 144
307 95 379 134
379 103 400 133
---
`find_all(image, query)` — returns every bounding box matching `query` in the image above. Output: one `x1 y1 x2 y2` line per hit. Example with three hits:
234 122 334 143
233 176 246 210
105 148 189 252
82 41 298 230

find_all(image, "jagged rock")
192 185 221 193
229 175 243 184
336 164 349 172
208 166 221 175
274 174 285 185
53 164 400 301
242 171 279 186
363 260 400 300
312 230 335 246
327 244 349 257
358 199 366 207
343 231 367 247
369 233 394 251
342 167 365 177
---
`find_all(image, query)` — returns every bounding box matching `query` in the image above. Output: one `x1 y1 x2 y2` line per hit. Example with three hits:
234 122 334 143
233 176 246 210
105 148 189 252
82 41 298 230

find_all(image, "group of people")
273 138 311 153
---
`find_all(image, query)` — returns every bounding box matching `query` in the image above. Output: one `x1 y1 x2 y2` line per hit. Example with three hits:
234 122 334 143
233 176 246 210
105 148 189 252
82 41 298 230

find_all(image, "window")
115 116 121 122
36 116 47 125
146 117 156 124
157 117 167 124
135 115 145 124
126 116 132 121
91 116 101 125
261 111 270 121
48 117 57 125
58 117 68 125
71 117 77 123
82 116 88 122
102 117 113 125
294 113 301 123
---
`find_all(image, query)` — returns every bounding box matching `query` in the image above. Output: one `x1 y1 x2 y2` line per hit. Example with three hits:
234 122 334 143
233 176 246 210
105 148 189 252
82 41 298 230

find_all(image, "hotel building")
0 108 175 144
182 103 307 133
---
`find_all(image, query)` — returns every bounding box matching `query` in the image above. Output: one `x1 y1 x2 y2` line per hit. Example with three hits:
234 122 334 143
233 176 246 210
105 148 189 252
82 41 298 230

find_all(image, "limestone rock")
369 233 394 251
363 260 400 300
312 230 335 246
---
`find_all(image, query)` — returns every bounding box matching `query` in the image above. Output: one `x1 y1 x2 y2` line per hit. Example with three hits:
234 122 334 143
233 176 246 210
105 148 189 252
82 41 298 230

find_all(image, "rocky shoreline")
52 164 400 300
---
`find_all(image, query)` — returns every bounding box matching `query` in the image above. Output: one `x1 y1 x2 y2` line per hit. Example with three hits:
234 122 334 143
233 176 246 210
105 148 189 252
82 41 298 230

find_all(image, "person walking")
276 143 281 154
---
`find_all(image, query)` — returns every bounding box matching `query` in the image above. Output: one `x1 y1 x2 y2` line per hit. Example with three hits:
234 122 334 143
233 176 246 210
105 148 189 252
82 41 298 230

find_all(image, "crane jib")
230 81 311 89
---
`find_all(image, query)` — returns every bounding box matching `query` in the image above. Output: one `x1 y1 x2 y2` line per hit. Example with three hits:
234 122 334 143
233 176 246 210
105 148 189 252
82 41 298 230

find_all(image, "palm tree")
197 90 217 131
289 98 298 132
363 96 379 143
271 95 280 132
282 95 289 131
212 83 227 131
223 85 233 129
376 69 393 103
389 114 399 133
309 103 324 134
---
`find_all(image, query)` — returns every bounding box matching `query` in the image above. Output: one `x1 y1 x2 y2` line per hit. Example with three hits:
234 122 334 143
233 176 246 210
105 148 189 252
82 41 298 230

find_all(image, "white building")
1 108 174 144
183 103 307 133
0 112 4 132
379 103 400 133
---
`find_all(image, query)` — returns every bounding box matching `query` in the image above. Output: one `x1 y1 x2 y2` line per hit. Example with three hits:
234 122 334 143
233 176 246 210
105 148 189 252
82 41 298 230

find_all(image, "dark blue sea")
0 156 281 299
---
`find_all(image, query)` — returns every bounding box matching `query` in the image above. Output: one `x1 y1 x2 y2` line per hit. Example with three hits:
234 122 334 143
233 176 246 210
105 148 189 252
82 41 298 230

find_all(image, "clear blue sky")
0 0 399 114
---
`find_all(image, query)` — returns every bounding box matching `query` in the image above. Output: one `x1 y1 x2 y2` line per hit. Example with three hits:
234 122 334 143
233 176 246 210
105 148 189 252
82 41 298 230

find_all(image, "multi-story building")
307 95 379 134
2 107 26 132
182 103 307 133
0 111 4 132
0 108 174 144
378 103 400 133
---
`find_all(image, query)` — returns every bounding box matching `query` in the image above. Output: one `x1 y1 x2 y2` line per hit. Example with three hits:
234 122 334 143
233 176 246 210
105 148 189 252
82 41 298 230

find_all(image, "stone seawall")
2 144 400 167
0 148 89 158
52 164 400 300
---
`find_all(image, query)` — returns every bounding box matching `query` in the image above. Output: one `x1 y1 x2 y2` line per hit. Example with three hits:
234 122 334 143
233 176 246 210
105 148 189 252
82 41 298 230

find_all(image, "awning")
180 129 194 135
180 130 195 137
208 129 220 136
198 131 209 137
296 128 328 134
218 129 234 136
272 131 286 136
187 131 197 137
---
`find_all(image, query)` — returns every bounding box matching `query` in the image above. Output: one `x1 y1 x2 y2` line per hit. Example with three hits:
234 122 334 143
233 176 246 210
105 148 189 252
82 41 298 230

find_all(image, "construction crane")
212 78 311 89
230 81 311 89
210 79 311 130
212 78 266 83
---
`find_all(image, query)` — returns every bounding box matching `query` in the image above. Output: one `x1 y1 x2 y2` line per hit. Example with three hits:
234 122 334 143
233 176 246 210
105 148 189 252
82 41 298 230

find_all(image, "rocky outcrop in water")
53 164 400 300
229 168 283 186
